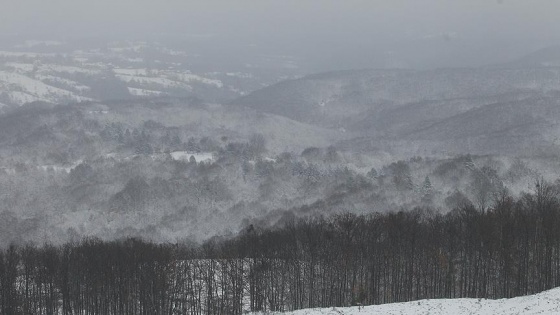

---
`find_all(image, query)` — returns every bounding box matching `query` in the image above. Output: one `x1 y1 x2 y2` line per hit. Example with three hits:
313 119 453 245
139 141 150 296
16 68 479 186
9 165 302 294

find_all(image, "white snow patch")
250 288 560 315
128 87 163 96
225 72 254 79
127 58 144 63
228 86 246 95
114 68 149 76
0 71 92 105
158 47 188 56
39 64 104 75
115 69 223 89
116 74 192 90
34 74 91 92
38 160 82 173
170 72 223 88
73 57 89 63
6 91 42 104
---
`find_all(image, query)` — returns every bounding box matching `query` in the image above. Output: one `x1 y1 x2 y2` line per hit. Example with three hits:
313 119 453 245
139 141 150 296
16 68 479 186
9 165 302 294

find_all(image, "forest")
3 2 560 314
1 179 560 314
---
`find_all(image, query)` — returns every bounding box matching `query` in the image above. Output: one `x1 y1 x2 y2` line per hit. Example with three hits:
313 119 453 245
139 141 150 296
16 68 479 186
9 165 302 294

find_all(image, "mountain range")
230 49 560 157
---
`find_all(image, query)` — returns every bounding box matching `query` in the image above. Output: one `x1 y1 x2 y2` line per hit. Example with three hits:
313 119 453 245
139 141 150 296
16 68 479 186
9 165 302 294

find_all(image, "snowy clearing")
250 288 560 315
170 72 224 88
115 69 223 89
115 73 190 89
0 71 92 105
114 68 150 76
35 74 91 92
39 64 104 75
128 87 164 96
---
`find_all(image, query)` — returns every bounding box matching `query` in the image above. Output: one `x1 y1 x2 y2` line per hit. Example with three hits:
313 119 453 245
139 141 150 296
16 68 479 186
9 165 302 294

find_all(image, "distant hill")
337 92 560 157
402 94 560 156
230 66 560 157
506 46 560 67
230 67 560 130
0 98 343 161
0 40 287 108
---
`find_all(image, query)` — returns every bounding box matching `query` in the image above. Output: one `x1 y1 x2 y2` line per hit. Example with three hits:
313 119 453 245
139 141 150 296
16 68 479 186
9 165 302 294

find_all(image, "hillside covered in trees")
2 37 560 314
5 0 560 313
0 98 554 245
1 182 560 314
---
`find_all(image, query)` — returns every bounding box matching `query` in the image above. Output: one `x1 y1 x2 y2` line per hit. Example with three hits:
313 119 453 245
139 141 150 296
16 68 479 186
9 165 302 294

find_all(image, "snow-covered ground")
115 68 223 89
0 71 92 105
128 87 164 97
0 40 251 107
250 288 560 315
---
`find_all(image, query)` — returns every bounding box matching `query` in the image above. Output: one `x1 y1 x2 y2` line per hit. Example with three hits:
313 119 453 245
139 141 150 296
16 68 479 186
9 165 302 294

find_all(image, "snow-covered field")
250 288 560 315
0 40 250 107
0 70 92 104
115 68 223 89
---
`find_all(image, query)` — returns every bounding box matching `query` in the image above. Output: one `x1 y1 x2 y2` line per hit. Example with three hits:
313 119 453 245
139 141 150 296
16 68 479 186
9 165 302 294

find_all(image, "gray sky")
2 0 560 70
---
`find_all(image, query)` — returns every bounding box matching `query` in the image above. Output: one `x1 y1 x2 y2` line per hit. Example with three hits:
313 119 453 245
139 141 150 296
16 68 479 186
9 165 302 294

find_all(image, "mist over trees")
1 182 560 314
2 16 560 312
0 96 552 246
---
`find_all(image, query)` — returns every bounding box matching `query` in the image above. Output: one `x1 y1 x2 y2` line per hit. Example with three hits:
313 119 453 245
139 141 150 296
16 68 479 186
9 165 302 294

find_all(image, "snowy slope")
0 71 92 105
251 288 560 315
114 68 223 89
127 87 163 96
0 39 264 107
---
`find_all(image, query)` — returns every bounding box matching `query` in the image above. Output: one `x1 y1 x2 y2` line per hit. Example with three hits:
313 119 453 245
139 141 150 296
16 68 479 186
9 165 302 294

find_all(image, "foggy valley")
1 1 560 314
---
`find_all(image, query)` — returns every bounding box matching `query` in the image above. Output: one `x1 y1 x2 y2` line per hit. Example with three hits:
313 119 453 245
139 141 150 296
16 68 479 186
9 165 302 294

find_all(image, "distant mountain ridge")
506 45 560 67
230 67 560 125
230 65 560 157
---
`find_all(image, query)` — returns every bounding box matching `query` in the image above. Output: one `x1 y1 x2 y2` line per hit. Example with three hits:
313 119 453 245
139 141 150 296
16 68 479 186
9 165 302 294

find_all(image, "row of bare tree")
1 184 560 314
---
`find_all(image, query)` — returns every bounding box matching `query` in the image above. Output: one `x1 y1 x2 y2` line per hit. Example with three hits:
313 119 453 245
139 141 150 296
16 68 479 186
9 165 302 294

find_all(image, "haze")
2 0 560 71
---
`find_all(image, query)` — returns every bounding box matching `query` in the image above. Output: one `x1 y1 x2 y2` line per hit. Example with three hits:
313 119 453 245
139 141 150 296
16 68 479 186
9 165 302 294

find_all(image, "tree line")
1 181 560 314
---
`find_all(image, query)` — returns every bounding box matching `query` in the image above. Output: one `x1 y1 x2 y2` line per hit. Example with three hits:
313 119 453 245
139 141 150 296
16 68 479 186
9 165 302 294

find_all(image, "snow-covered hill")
0 39 280 106
0 70 93 105
251 288 560 315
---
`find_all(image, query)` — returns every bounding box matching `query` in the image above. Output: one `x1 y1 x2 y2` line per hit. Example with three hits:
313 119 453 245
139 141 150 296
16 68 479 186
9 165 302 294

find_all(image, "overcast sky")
2 0 560 70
